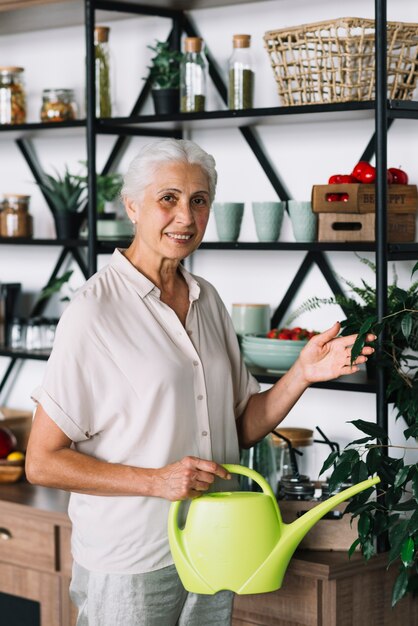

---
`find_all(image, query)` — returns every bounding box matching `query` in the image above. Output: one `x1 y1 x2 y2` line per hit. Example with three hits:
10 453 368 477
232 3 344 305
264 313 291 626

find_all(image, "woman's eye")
161 195 175 203
192 197 207 207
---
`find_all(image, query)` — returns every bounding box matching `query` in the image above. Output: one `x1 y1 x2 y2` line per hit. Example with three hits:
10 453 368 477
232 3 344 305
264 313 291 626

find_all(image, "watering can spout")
237 475 380 595
285 475 381 543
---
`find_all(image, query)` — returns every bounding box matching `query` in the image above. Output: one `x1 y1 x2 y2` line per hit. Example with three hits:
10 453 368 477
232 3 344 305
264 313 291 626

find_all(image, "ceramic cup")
213 202 244 242
231 303 270 336
287 200 318 242
252 202 285 242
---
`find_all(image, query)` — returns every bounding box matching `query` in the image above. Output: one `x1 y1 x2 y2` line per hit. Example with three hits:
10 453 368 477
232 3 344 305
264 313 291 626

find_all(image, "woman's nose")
175 200 194 224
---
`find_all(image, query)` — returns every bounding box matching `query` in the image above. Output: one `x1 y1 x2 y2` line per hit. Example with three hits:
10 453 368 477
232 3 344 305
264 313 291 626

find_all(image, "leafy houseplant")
290 258 418 605
74 166 123 215
36 167 86 239
146 40 183 115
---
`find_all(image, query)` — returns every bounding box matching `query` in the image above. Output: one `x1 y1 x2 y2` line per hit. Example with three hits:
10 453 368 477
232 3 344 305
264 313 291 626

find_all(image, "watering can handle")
223 463 276 498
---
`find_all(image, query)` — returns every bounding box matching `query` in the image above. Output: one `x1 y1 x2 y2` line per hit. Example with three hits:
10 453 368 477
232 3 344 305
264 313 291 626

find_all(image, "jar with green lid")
228 34 254 110
95 26 112 118
40 89 77 122
180 37 208 113
0 194 33 238
0 67 26 124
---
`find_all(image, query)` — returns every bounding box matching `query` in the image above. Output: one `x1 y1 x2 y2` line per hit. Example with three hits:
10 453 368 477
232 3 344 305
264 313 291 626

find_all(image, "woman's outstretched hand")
297 321 376 384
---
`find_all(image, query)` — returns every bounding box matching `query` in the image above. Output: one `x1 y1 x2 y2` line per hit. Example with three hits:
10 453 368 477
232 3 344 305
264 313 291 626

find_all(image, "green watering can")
168 464 380 595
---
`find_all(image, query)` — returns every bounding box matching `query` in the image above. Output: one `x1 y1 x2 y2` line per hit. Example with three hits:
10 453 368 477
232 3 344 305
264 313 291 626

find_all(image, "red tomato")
291 327 302 333
339 174 357 183
327 193 341 202
352 161 376 183
388 167 408 184
278 331 291 339
328 174 343 184
266 329 278 338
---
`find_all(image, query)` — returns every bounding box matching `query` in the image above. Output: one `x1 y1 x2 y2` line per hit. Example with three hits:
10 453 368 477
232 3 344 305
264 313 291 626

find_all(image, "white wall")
0 0 417 478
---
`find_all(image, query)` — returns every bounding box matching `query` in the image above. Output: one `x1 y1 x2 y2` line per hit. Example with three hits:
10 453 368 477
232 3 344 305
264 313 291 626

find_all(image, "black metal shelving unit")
1 0 417 410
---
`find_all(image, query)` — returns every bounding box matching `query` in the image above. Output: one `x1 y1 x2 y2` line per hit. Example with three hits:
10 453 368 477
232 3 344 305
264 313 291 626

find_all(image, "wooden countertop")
0 481 389 580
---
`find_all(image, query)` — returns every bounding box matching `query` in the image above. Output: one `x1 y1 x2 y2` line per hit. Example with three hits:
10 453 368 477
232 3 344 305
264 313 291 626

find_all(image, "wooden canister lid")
233 34 251 48
94 26 110 43
273 427 314 448
185 37 203 52
0 66 24 73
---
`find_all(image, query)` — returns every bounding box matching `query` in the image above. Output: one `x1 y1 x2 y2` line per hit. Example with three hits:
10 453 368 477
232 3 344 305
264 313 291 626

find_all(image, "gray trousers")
70 561 234 626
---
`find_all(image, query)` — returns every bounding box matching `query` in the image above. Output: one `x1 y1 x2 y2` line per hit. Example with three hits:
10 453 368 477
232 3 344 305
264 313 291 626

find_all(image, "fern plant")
292 257 418 606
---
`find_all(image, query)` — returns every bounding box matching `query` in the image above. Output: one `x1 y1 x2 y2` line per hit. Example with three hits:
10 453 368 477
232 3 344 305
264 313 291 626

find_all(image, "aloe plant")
37 167 86 213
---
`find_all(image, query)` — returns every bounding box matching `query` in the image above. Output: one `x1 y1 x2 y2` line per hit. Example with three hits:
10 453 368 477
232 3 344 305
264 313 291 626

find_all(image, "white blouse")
32 248 260 574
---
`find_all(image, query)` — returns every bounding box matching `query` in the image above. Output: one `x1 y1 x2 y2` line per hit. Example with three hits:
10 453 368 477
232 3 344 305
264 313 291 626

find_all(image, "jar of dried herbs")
94 26 112 118
0 67 26 124
0 194 33 238
228 34 254 110
180 37 207 113
40 89 77 122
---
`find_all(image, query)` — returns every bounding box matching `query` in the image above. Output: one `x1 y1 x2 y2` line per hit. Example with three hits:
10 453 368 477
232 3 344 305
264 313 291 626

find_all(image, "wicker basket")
264 17 418 106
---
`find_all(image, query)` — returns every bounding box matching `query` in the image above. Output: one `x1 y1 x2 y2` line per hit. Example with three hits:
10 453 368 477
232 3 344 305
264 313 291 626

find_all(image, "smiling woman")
25 138 375 626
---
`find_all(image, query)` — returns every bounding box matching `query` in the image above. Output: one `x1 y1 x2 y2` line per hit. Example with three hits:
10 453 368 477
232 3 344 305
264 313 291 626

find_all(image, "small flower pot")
151 88 180 115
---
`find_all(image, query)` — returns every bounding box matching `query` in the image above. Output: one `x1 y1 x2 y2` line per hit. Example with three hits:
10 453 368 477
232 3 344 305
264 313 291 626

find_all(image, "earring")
131 219 136 224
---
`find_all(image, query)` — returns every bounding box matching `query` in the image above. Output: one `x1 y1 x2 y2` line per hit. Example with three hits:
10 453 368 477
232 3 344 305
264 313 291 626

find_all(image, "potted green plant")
36 167 86 239
146 40 182 115
289 257 418 606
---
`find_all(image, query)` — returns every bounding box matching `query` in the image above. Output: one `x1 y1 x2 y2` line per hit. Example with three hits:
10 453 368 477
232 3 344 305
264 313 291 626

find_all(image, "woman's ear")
124 198 138 224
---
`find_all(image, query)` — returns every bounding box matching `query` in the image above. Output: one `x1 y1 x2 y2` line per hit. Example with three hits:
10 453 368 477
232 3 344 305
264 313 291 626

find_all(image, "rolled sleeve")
31 386 91 442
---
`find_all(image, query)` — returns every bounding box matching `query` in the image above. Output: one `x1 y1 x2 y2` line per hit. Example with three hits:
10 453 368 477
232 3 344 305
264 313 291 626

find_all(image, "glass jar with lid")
40 89 77 122
180 37 208 113
0 67 26 124
94 26 112 118
0 194 33 238
228 34 254 110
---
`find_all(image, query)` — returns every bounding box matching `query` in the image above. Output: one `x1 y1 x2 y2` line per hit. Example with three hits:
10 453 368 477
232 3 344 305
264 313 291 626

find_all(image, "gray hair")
121 138 217 204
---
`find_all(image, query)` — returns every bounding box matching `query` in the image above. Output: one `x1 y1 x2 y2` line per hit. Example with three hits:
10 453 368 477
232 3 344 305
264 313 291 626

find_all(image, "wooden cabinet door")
0 560 61 626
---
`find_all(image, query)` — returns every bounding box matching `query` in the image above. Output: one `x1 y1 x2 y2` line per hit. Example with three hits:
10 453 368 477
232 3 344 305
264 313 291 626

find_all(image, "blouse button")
201 431 208 437
197 394 204 401
193 360 199 366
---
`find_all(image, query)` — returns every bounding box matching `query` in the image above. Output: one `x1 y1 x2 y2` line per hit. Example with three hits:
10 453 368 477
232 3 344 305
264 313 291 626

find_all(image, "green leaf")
358 512 371 539
349 419 388 439
401 315 413 341
400 537 415 567
361 538 375 560
394 466 410 489
412 470 418 501
411 261 418 279
392 499 417 511
366 447 382 473
392 568 409 607
328 460 352 494
403 424 418 439
351 460 369 485
349 435 374 445
407 509 418 534
318 451 339 476
348 537 360 558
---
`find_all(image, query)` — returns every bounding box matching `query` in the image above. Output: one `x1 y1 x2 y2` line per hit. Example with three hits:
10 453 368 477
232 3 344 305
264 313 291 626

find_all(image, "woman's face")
125 161 211 264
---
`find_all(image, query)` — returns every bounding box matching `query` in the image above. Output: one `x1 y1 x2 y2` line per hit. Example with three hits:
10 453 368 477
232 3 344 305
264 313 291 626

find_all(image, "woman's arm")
236 322 376 448
26 404 230 500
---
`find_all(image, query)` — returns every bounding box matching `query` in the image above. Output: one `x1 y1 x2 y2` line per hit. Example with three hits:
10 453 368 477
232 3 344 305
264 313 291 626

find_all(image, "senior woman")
26 138 374 626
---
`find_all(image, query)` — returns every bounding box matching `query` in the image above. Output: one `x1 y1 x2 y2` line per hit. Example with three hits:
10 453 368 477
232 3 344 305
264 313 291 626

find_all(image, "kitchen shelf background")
0 0 417 478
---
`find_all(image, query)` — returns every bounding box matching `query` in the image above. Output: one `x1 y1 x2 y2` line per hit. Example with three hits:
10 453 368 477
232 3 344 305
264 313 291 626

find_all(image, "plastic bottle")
180 37 207 113
228 34 254 110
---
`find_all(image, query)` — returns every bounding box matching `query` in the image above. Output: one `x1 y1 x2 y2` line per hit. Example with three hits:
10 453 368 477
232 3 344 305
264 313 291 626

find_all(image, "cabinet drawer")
0 510 56 572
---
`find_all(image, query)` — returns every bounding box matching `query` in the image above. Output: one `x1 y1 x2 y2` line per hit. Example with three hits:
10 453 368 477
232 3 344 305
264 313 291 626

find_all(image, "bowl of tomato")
241 327 317 371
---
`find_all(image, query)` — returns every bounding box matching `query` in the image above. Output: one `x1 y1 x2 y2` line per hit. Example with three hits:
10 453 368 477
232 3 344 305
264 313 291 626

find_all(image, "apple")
0 427 17 459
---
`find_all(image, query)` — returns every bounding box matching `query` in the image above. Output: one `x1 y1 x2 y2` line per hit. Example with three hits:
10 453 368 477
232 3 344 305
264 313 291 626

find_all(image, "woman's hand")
296 321 376 384
155 456 231 501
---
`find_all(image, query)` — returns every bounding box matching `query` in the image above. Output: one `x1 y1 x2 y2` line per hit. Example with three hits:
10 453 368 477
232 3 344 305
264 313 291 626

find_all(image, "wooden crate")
312 183 418 213
318 211 416 242
279 499 358 551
